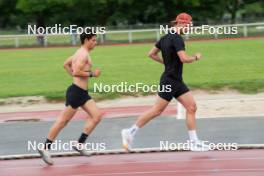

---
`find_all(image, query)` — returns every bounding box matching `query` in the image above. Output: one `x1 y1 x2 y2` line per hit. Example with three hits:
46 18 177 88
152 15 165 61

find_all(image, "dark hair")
80 30 96 44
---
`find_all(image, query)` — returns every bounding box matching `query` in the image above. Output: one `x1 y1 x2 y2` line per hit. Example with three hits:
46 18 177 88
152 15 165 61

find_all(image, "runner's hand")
195 53 202 60
93 68 101 77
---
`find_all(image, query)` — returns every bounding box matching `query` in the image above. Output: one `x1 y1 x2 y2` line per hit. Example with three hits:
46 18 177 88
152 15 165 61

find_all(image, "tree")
0 0 17 28
224 0 259 24
16 0 74 45
16 0 74 28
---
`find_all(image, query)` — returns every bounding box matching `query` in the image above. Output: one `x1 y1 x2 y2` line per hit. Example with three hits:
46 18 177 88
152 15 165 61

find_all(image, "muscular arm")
148 47 164 64
63 56 73 76
72 56 91 77
177 50 201 63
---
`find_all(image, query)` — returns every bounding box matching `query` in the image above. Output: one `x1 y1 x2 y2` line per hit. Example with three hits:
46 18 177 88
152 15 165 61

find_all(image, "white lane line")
2 156 264 170
69 168 264 176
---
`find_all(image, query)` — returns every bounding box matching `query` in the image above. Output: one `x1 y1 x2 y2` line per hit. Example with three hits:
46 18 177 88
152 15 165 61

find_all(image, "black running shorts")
158 74 189 102
65 84 91 109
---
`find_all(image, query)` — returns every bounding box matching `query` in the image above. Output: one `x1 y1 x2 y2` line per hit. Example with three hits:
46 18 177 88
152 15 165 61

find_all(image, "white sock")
188 130 199 141
128 124 139 136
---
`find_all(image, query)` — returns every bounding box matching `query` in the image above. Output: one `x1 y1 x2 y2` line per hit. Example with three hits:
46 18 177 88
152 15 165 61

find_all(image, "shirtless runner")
38 31 103 165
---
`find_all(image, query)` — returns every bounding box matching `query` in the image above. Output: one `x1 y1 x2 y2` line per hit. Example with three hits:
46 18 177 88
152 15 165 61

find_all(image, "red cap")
174 13 192 24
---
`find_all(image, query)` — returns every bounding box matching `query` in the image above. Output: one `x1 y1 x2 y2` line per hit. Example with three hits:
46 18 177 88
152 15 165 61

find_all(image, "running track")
1 149 263 176
0 105 177 122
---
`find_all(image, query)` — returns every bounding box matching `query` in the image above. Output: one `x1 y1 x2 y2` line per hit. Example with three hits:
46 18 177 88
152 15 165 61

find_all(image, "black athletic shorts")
65 84 91 109
158 74 189 102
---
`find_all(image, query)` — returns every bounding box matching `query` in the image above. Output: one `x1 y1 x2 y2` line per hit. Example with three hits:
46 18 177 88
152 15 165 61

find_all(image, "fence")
0 22 263 48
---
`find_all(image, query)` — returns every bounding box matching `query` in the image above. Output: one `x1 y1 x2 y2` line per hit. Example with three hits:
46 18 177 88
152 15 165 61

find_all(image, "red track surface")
0 105 177 122
1 149 264 176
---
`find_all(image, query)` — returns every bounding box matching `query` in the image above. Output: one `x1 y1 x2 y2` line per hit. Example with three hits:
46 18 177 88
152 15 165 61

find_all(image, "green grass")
0 38 263 100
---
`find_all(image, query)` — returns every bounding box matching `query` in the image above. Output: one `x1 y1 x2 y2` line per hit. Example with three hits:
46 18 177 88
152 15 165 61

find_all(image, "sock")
78 133 88 143
129 124 139 136
44 138 53 150
188 130 198 141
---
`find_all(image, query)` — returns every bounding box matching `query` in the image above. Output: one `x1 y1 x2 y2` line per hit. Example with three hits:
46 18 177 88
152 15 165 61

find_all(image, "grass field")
0 38 263 100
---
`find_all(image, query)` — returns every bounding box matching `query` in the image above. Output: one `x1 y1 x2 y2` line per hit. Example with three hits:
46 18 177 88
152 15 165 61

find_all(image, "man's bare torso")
72 47 92 90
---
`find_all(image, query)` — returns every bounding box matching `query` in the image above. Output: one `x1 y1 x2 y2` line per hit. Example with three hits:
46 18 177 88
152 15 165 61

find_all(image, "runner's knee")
186 103 197 114
92 112 103 124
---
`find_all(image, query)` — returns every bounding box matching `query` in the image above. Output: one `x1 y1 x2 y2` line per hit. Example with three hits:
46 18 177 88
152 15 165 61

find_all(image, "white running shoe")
189 140 210 152
72 142 91 156
38 149 54 165
121 129 134 151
